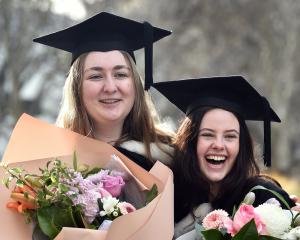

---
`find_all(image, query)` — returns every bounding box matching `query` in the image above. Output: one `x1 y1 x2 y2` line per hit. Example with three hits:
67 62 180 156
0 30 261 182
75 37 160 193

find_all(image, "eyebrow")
199 128 240 134
84 65 130 73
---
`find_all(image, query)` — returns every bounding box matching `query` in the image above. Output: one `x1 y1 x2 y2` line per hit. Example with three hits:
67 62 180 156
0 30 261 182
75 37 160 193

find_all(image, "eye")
199 132 214 138
115 72 129 79
88 74 103 80
225 134 238 140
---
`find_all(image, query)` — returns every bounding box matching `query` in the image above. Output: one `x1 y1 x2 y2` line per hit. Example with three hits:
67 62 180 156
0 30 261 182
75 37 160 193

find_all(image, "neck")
209 183 220 201
93 121 123 144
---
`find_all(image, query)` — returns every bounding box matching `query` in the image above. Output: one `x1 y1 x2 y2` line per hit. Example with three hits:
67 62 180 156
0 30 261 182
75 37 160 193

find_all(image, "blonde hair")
56 51 173 162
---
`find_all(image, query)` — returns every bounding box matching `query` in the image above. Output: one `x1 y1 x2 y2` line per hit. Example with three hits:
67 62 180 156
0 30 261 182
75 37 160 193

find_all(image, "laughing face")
82 51 135 128
196 108 240 184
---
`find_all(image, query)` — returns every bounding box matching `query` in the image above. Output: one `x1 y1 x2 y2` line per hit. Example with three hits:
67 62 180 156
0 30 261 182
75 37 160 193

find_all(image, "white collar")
119 140 174 165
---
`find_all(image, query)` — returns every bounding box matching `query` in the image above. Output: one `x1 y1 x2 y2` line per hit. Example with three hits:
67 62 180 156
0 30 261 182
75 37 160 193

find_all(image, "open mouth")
205 155 226 165
99 99 121 104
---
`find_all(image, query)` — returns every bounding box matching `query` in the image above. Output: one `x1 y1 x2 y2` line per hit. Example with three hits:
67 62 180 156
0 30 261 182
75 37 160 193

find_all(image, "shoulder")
244 176 295 209
119 140 174 166
116 145 153 171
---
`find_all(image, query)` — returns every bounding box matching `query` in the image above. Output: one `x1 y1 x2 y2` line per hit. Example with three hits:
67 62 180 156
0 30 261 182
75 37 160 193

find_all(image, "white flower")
255 203 292 238
102 196 119 214
265 197 280 206
112 211 119 217
281 226 300 240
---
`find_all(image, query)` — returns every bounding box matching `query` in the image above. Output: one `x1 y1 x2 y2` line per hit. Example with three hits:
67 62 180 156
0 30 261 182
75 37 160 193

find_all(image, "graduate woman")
153 75 296 237
33 12 174 170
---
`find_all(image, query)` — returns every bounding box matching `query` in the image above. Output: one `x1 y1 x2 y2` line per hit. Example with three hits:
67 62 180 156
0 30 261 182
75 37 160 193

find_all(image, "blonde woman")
34 12 174 170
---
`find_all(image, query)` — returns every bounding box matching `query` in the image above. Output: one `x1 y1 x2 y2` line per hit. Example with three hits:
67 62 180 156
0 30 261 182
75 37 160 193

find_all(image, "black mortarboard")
153 76 281 166
33 12 171 90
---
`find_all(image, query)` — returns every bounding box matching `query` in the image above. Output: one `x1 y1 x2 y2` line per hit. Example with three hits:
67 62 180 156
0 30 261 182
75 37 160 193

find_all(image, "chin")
207 174 227 183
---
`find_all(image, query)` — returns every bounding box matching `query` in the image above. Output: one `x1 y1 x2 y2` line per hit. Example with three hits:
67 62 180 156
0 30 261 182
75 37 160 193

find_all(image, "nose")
212 137 225 150
103 76 117 93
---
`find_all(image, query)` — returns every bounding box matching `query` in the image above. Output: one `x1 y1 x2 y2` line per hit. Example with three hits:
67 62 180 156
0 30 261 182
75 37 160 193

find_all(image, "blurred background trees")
1 0 299 193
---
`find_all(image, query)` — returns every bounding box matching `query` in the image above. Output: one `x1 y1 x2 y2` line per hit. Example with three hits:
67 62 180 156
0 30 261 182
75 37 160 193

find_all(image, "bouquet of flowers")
2 153 157 239
196 186 300 240
0 114 174 240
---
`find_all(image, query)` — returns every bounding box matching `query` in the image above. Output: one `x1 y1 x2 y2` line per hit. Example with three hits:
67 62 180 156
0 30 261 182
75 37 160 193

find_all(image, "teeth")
100 99 119 103
206 155 226 161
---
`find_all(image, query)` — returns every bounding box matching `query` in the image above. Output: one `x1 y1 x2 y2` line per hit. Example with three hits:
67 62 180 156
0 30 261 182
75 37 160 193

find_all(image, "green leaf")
77 164 89 174
73 151 78 171
78 210 92 229
32 224 50 240
37 205 77 239
232 219 259 240
292 211 300 227
58 183 69 193
259 235 282 240
50 172 57 183
145 184 158 205
83 167 102 178
46 161 52 169
37 207 61 239
16 179 25 187
2 177 10 188
9 167 24 174
25 175 43 188
249 185 291 210
201 229 226 240
23 191 29 199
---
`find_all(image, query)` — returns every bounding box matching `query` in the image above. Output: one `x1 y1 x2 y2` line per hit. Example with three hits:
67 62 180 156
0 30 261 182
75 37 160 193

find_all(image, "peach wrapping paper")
0 113 174 240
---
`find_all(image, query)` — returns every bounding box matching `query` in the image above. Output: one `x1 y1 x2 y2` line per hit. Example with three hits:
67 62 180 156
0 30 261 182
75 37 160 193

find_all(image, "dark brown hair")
173 107 260 222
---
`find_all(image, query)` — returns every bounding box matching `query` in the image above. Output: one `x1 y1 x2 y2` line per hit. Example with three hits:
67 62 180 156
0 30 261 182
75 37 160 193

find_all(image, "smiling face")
196 108 240 184
82 51 135 129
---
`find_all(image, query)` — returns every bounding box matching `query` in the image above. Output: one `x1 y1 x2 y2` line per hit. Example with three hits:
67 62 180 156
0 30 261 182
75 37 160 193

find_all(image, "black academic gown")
213 177 296 214
115 146 154 171
175 176 295 223
115 140 173 171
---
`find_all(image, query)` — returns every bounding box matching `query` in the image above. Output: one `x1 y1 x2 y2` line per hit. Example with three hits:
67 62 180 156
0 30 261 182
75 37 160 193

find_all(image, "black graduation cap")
153 75 281 167
33 12 171 90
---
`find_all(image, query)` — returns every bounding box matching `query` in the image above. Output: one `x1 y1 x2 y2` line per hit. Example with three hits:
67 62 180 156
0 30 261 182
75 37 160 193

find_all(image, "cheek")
123 81 136 103
82 82 98 99
196 139 208 162
124 80 135 94
228 142 240 161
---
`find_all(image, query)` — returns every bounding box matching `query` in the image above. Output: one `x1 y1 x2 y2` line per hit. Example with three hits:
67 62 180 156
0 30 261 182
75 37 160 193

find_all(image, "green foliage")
72 151 78 171
201 228 226 240
232 219 258 240
145 184 158 205
37 205 77 239
249 186 291 210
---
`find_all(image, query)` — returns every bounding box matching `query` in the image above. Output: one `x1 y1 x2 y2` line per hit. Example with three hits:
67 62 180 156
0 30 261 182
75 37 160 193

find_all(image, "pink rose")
117 201 136 215
101 175 125 197
224 204 267 236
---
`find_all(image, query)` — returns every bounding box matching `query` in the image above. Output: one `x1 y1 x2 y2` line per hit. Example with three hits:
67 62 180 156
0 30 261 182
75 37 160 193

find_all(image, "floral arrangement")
2 153 157 240
195 186 300 240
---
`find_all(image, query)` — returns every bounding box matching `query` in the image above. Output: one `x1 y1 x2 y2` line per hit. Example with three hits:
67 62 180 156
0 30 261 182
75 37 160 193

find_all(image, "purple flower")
101 175 125 197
